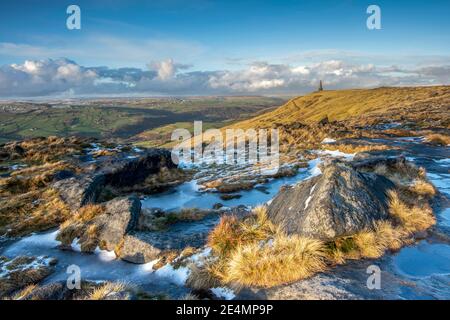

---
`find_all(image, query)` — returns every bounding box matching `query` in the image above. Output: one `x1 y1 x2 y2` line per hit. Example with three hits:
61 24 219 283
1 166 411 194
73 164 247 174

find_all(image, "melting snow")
304 196 312 210
211 287 236 300
154 264 190 286
321 138 336 144
318 149 356 160
435 158 450 164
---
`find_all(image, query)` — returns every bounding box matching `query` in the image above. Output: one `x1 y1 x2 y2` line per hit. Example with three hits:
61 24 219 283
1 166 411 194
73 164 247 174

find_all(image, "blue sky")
0 0 449 97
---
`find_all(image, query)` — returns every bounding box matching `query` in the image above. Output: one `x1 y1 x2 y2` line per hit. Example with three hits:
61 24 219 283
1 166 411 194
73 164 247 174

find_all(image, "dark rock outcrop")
267 159 395 240
101 149 176 187
53 148 176 210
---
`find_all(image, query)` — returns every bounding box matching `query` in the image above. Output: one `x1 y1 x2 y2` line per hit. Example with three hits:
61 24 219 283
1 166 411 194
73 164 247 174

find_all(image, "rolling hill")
228 86 450 130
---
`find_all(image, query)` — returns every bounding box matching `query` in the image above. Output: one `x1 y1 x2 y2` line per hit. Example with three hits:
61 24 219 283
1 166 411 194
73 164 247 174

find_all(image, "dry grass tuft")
207 206 277 257
425 133 450 146
186 263 221 291
387 190 435 234
0 161 75 196
206 206 326 287
222 234 326 287
88 282 128 300
352 230 385 259
374 220 406 251
323 143 392 154
11 284 37 300
0 188 70 237
411 180 436 197
179 293 200 300
57 204 106 249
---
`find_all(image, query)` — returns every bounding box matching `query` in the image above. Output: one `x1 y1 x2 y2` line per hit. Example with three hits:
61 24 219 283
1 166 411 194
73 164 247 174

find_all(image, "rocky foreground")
0 133 449 300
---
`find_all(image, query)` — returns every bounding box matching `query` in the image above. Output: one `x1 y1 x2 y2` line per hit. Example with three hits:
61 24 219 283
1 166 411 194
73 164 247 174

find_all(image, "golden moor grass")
411 180 436 197
11 284 37 300
323 143 392 154
186 263 221 291
387 190 435 233
207 215 244 256
207 207 326 287
205 185 437 288
1 161 75 196
57 204 106 247
352 231 385 259
425 133 450 146
222 234 326 287
374 220 406 251
1 188 70 237
88 282 128 300
207 206 277 257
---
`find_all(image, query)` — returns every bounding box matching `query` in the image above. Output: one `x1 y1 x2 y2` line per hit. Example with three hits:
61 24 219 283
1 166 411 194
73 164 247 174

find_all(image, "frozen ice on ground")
94 247 117 262
321 138 336 144
154 264 190 286
307 158 322 178
435 158 450 164
304 195 312 210
316 149 356 160
211 287 236 300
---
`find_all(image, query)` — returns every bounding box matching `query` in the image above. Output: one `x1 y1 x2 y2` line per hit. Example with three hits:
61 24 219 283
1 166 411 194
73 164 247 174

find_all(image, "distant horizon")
2 84 449 103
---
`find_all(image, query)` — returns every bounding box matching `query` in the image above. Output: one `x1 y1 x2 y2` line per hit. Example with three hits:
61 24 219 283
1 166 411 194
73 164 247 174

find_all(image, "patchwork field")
0 96 286 145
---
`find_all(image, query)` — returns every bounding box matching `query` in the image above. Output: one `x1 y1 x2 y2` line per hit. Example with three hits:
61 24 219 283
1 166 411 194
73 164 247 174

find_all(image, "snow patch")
307 158 322 178
435 158 450 164
321 138 336 144
154 264 190 286
94 247 117 262
211 287 236 300
317 149 356 160
304 195 312 210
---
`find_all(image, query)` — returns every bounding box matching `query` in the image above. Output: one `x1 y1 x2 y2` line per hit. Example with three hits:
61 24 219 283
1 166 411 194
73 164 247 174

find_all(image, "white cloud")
0 57 448 97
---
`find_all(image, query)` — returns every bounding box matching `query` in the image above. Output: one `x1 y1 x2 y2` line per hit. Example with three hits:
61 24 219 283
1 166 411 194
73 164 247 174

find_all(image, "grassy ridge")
228 86 450 129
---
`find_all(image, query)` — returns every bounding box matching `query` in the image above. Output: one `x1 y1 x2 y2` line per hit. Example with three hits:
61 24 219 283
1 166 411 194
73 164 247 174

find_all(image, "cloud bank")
0 58 448 97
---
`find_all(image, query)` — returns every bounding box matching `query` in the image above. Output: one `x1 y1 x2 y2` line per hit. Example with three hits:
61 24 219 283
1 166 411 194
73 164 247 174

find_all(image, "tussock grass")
323 143 392 154
0 188 70 237
92 149 116 158
19 136 85 163
411 180 436 197
186 263 221 291
372 161 426 187
374 220 406 251
179 293 200 300
387 190 435 233
11 284 37 300
425 133 450 146
88 282 128 300
206 207 325 287
207 206 277 257
57 204 106 250
223 234 326 287
0 161 75 196
203 179 437 289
